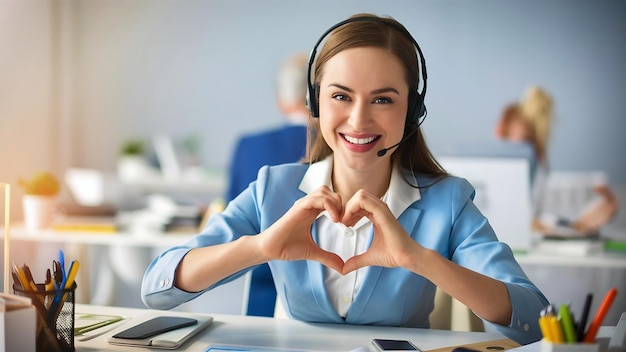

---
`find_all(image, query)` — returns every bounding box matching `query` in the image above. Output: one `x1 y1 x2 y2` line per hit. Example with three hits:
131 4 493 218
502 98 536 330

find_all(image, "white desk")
74 304 509 352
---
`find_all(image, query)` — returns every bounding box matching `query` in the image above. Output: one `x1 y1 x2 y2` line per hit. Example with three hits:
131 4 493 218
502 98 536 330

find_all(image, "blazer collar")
299 156 422 218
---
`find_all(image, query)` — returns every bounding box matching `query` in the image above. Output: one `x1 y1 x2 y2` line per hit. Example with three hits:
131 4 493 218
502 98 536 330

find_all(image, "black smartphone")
112 316 198 340
372 339 421 351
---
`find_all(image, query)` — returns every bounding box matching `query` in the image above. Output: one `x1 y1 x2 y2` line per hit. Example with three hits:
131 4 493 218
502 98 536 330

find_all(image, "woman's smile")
341 133 381 152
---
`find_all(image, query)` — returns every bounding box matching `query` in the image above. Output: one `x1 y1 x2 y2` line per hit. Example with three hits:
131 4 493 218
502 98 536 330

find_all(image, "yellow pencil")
548 315 564 343
538 316 553 342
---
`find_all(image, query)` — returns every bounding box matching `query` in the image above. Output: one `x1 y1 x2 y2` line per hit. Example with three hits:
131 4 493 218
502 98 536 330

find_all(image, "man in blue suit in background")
226 53 310 316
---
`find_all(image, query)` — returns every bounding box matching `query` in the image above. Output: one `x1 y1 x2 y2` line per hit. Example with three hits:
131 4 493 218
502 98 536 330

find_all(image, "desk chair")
171 271 252 315
430 287 485 332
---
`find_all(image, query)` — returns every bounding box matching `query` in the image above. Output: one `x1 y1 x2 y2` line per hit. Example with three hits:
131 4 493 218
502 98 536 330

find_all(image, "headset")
305 15 428 126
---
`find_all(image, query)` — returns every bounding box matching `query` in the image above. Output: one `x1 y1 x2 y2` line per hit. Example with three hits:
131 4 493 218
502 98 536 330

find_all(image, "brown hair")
304 13 447 180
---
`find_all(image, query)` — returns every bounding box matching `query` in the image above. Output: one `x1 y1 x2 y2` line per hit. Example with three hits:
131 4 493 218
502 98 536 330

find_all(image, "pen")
11 262 30 291
548 315 564 343
63 260 79 293
45 268 55 292
584 287 618 343
21 264 43 295
21 263 35 283
11 272 23 290
576 293 593 342
559 304 576 343
59 249 66 281
538 316 553 342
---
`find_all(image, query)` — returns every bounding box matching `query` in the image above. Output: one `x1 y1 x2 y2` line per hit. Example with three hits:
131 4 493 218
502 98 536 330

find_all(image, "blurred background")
1 0 626 326
1 0 625 224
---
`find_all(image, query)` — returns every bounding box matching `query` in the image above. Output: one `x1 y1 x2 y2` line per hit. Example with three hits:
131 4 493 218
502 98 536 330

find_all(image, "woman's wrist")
238 234 271 265
402 242 437 276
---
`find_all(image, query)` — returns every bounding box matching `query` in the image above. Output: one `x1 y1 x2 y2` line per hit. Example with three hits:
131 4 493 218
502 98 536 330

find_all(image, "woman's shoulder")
255 162 309 187
414 173 475 200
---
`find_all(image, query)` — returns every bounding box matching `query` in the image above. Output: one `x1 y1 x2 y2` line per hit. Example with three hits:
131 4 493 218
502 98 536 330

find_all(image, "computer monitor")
438 155 534 252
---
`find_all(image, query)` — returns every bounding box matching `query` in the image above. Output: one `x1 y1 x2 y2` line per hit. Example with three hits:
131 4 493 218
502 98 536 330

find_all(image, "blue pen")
59 249 66 281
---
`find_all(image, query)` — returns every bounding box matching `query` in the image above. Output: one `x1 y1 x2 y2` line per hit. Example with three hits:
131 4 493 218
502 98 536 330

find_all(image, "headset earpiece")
408 90 426 125
306 84 320 118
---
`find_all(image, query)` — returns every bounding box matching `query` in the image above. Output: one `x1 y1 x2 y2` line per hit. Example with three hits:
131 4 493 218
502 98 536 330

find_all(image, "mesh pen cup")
13 283 76 352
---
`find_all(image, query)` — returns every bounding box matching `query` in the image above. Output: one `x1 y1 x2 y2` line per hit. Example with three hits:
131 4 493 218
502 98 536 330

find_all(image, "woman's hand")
341 189 422 275
572 185 619 234
256 185 346 273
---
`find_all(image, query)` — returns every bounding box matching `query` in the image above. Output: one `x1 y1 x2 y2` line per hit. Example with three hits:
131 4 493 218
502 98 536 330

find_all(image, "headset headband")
306 15 428 124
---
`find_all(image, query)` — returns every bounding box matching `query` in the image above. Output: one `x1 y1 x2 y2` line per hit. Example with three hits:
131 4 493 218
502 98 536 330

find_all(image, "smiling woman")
141 13 549 346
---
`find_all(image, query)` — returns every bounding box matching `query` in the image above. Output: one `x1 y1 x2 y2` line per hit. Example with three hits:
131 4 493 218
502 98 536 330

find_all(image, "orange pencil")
583 287 618 342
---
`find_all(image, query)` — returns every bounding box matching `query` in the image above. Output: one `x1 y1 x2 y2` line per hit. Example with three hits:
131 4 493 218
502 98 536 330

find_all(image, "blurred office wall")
1 0 625 224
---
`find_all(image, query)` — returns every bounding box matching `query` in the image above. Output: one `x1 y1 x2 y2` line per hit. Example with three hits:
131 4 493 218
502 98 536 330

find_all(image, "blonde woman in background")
495 86 619 236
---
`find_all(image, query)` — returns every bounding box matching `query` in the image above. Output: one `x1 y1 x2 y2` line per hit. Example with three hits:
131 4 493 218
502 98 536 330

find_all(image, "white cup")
22 195 57 231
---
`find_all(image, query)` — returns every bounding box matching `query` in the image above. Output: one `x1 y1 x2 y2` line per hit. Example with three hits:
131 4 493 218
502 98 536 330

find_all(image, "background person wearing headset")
142 13 548 345
495 86 619 236
225 53 310 316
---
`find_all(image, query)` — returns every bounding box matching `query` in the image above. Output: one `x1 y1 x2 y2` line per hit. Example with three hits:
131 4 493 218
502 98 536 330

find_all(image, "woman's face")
317 46 409 172
506 114 532 142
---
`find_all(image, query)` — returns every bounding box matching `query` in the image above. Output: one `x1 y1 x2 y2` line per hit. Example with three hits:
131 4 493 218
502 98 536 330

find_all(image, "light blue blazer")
141 162 548 345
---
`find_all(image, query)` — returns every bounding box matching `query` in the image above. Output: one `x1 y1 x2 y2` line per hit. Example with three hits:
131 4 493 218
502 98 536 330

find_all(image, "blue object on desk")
59 249 66 280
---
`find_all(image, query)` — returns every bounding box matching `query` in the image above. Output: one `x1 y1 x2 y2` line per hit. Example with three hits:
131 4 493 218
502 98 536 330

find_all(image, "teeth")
344 135 376 145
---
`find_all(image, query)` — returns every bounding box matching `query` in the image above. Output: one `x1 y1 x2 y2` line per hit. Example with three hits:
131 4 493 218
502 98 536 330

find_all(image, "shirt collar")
299 156 421 218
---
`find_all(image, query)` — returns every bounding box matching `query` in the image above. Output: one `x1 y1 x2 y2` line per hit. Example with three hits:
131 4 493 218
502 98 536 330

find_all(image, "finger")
342 190 391 227
342 253 371 275
308 186 344 221
294 192 343 222
309 248 345 274
341 190 372 225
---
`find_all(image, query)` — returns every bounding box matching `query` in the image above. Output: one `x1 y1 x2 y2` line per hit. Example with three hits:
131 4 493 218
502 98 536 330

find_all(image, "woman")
142 13 547 345
495 86 619 235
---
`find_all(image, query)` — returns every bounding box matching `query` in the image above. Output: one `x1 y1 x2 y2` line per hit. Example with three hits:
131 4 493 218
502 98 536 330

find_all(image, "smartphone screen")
112 316 198 340
372 339 421 351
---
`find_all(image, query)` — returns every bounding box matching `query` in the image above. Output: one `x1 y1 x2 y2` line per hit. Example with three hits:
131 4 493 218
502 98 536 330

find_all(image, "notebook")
107 313 213 349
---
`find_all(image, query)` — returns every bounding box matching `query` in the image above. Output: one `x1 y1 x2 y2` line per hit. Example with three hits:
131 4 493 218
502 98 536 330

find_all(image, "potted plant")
117 138 151 182
18 171 61 231
119 139 145 156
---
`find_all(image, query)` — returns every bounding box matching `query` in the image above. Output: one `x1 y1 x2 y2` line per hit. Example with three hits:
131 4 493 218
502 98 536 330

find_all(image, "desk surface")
5 227 194 247
74 304 507 352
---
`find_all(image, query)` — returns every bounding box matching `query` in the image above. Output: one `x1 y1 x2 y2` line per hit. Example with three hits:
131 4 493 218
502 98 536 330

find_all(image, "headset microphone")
376 127 419 157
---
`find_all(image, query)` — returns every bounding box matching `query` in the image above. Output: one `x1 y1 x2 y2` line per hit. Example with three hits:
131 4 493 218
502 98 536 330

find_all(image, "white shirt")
298 157 421 317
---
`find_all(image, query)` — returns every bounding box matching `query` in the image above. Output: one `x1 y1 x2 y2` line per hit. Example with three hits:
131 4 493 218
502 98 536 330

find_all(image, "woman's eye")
332 94 349 101
373 97 393 104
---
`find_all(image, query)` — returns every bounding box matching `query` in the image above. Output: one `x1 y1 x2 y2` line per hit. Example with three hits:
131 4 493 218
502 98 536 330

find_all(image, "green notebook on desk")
605 239 626 253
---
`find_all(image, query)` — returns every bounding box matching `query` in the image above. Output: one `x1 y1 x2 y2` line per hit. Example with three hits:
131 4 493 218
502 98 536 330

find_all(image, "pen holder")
13 283 76 352
540 339 600 352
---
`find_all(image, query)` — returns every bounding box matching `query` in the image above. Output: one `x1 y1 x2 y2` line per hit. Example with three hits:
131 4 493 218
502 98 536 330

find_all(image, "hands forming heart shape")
257 186 422 276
